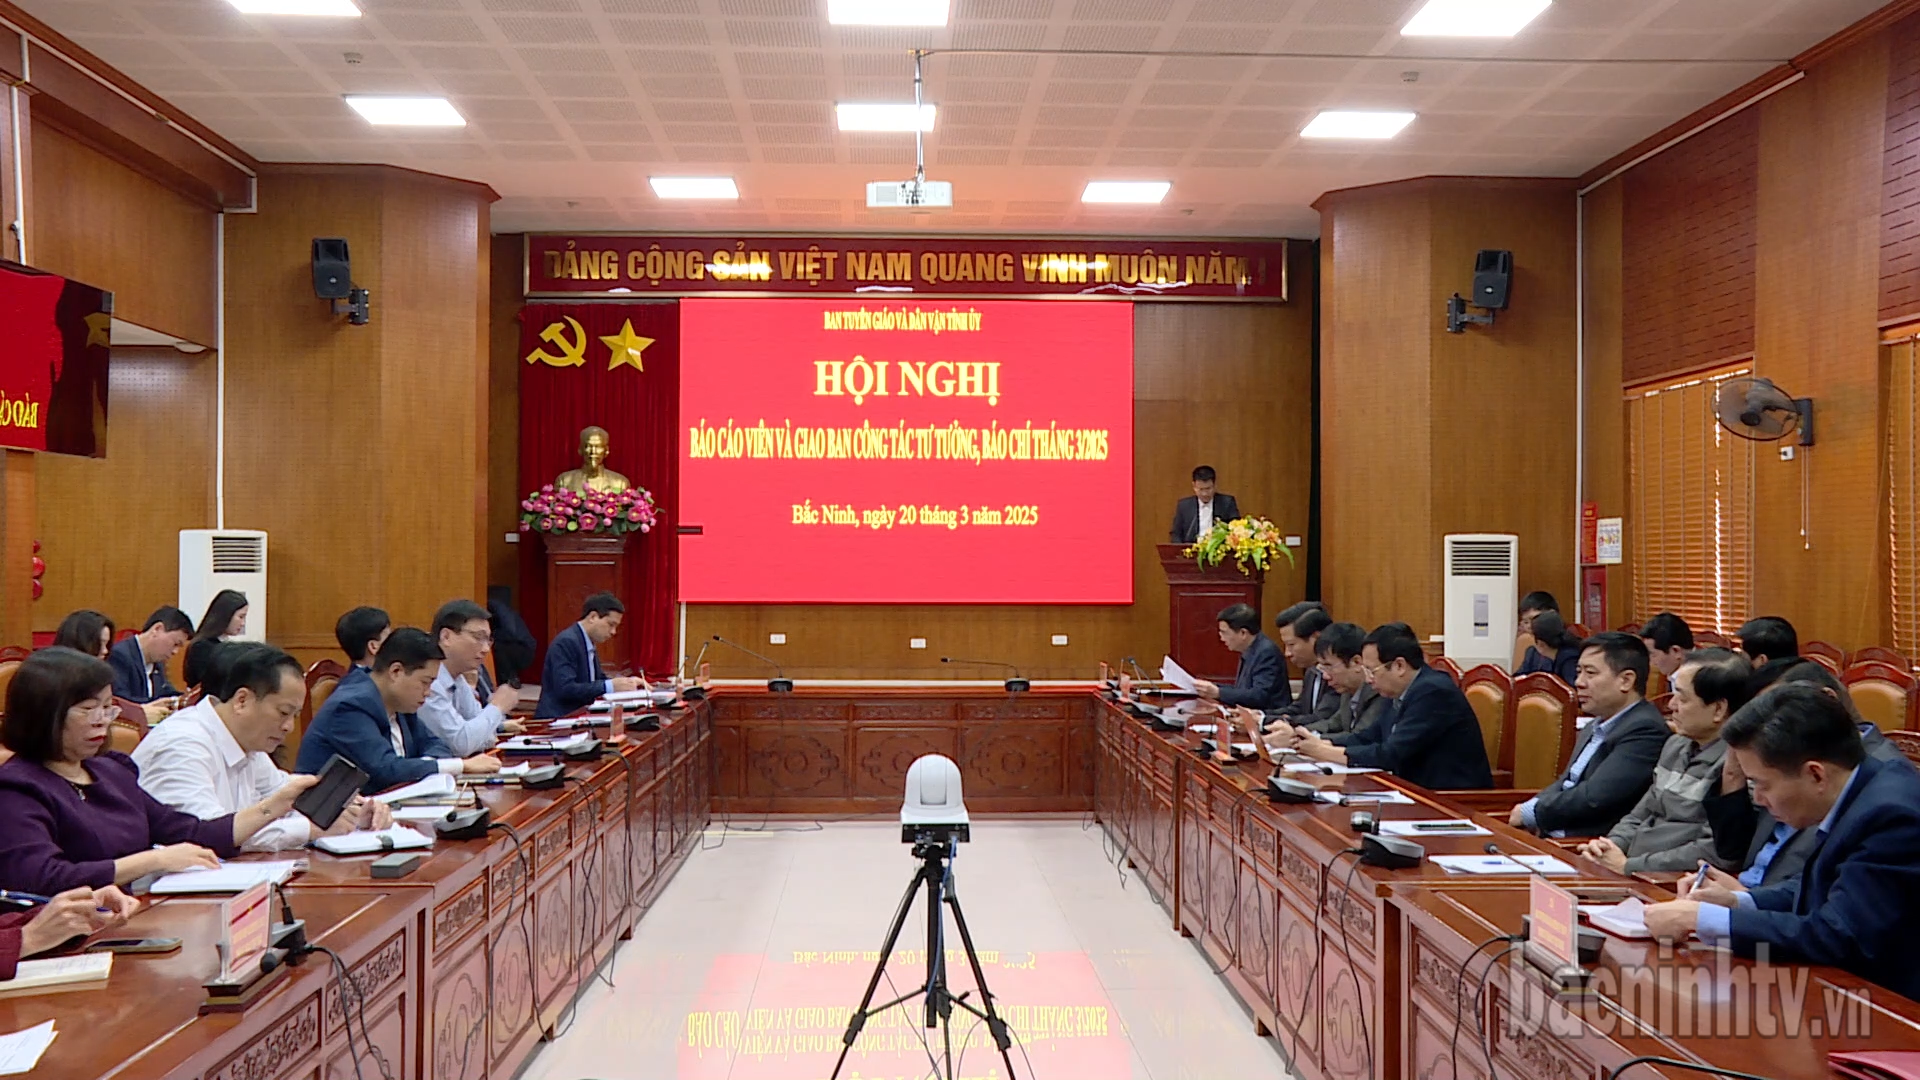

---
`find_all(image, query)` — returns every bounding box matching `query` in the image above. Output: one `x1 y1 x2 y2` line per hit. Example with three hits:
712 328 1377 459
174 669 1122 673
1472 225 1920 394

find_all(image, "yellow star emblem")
601 319 653 372
84 312 111 349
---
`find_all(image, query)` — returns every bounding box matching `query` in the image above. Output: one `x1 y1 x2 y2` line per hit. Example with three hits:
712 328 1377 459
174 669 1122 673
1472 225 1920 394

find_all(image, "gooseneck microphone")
679 639 713 700
711 634 793 693
940 657 1030 694
1122 655 1152 684
1483 841 1554 881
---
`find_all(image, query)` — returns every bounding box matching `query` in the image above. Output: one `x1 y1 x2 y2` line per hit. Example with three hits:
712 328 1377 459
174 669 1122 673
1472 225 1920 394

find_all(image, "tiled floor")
518 819 1294 1080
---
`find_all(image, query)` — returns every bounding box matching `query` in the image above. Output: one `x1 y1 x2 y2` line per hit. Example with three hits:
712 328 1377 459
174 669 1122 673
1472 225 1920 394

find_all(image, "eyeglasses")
71 698 115 719
460 628 494 648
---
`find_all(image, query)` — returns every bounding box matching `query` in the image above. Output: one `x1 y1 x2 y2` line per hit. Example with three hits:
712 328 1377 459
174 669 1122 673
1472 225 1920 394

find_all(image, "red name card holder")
201 883 288 1013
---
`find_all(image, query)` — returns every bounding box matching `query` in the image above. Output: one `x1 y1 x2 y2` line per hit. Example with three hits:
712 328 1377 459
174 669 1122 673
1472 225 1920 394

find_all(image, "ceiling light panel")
344 96 465 126
226 0 361 14
828 0 949 26
1082 181 1171 204
1301 110 1416 139
1402 0 1552 37
650 176 740 199
836 103 937 132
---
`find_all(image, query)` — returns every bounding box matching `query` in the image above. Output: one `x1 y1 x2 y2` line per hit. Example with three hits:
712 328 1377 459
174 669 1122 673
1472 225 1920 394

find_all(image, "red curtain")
516 301 679 678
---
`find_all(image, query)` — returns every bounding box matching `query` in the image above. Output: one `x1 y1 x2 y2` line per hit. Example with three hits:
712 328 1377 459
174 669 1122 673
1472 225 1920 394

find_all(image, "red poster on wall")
0 262 111 457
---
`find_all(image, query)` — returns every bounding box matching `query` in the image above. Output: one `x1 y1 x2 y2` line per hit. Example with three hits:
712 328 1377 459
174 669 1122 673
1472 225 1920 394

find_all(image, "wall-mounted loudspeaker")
1471 249 1512 310
312 238 351 300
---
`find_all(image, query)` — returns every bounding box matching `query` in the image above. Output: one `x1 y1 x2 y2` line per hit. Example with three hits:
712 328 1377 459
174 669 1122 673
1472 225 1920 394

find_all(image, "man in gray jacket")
1579 649 1751 873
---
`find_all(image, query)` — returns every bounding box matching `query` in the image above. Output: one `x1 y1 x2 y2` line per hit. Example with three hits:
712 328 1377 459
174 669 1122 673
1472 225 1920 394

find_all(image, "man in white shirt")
419 600 524 757
134 642 391 851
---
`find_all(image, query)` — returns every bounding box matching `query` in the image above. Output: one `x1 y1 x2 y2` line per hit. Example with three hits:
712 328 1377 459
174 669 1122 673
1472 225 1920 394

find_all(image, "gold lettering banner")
525 235 1287 302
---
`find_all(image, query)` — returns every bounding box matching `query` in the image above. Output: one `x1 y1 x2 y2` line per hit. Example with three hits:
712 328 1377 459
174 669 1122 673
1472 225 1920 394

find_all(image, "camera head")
900 754 971 845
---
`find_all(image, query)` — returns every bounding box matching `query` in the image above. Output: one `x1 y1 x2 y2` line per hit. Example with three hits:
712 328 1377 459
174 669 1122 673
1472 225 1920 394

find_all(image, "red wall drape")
516 301 678 678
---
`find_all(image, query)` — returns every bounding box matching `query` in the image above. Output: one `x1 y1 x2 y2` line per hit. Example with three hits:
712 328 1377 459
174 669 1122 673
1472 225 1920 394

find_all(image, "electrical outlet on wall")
1051 634 1069 646
910 637 927 649
769 633 787 645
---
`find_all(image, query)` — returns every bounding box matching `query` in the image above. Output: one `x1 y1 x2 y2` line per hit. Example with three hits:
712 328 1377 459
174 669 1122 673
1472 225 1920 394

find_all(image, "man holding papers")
1643 685 1920 1001
1191 604 1289 711
136 642 391 851
297 629 502 795
537 592 645 719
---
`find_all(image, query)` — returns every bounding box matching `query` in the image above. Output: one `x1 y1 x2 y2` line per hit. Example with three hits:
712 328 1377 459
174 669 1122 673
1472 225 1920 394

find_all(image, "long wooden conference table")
15 685 1920 1080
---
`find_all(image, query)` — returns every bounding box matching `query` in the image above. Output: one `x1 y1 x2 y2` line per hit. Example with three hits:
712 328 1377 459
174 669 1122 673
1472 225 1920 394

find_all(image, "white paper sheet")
391 805 460 823
1583 898 1652 938
1159 655 1198 693
0 1020 57 1074
149 860 302 894
1281 762 1384 775
0 953 111 993
311 825 435 855
1377 819 1492 838
1314 789 1416 806
372 773 457 805
498 732 591 752
1432 854 1577 876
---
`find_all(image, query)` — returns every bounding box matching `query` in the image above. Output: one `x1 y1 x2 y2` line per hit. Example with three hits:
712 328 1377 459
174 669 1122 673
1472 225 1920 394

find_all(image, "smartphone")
1412 822 1477 832
87 938 182 954
293 754 370 830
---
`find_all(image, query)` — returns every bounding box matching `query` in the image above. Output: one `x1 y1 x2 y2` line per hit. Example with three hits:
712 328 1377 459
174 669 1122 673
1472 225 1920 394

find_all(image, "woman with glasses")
0 647 315 896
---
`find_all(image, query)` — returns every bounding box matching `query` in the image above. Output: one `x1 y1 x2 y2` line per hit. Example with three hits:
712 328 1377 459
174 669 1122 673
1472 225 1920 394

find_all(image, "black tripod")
831 838 1018 1080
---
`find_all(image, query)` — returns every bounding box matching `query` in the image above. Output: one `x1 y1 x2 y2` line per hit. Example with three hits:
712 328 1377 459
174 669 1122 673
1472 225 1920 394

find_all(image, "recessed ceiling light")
650 177 739 200
344 96 464 126
836 103 937 132
1082 181 1170 205
1301 111 1416 139
1402 0 1551 37
226 0 361 14
828 0 948 26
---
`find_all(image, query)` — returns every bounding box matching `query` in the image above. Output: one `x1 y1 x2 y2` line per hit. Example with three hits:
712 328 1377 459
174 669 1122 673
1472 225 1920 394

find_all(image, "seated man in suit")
296 628 502 794
419 599 524 756
1735 615 1801 692
1508 631 1668 838
536 591 646 719
1168 465 1240 544
1193 603 1289 711
1275 622 1492 790
1511 590 1559 672
1644 685 1920 1001
1703 662 1914 887
334 606 391 676
107 606 194 705
1637 611 1695 685
1266 604 1339 729
1263 620 1390 741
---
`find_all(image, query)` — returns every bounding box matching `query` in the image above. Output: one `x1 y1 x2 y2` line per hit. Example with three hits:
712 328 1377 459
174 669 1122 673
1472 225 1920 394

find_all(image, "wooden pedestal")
543 533 629 672
1156 543 1262 683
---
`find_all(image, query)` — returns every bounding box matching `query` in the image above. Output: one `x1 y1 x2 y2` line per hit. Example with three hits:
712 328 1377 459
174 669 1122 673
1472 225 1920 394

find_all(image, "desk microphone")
711 635 793 693
679 639 712 700
1484 841 1554 881
939 657 1030 693
1122 655 1152 684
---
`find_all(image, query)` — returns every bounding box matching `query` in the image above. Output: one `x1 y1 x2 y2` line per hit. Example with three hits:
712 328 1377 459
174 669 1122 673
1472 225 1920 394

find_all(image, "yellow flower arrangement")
1184 515 1294 576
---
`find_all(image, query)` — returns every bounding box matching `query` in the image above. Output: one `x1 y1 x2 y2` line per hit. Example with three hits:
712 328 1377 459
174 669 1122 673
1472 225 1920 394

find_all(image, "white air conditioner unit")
1442 533 1518 672
179 530 267 642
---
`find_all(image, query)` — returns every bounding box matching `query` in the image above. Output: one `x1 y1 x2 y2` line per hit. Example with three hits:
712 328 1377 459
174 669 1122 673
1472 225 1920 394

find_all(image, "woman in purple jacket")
0 647 314 896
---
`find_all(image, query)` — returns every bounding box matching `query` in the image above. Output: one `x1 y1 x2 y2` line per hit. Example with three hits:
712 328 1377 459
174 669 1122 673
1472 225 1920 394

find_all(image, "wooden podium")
1157 543 1263 683
544 533 629 672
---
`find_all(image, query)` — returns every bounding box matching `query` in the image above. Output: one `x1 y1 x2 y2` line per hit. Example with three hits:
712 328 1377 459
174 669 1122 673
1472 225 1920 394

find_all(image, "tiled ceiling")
15 0 1890 236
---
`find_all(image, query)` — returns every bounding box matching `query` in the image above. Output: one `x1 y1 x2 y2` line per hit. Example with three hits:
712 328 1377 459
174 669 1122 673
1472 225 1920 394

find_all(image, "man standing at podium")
1193 603 1290 710
1169 465 1240 544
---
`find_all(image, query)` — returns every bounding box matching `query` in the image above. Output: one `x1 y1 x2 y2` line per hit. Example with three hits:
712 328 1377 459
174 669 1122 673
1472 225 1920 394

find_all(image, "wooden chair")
1885 730 1920 767
1649 691 1672 716
293 660 348 768
1805 653 1842 676
1847 646 1910 671
1614 622 1642 636
1567 623 1592 640
1510 673 1579 791
0 652 25 714
1431 656 1463 685
107 697 148 755
1460 664 1515 787
1696 631 1731 648
1802 641 1845 670
1840 662 1917 732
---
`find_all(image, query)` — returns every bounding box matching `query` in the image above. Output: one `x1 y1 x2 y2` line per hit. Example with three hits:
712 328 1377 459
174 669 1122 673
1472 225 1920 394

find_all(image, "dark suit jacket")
108 635 178 703
1342 666 1493 790
536 623 605 719
1274 666 1340 725
1705 723 1913 885
1319 685 1393 740
1728 755 1920 1001
1529 699 1669 837
1216 632 1289 710
295 669 454 795
1169 494 1240 544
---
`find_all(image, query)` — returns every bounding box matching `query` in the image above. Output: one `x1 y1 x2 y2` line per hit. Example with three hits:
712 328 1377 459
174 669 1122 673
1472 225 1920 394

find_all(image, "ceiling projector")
867 178 952 210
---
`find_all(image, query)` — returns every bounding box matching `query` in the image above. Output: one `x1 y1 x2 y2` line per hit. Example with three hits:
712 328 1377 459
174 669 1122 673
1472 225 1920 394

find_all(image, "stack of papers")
150 860 303 895
312 825 435 856
373 773 458 805
1160 656 1198 693
498 732 592 753
0 1019 57 1073
1281 762 1383 776
391 805 462 824
1431 854 1578 876
1583 898 1652 938
1315 789 1416 806
1378 819 1492 838
456 762 533 781
601 688 678 706
0 954 111 995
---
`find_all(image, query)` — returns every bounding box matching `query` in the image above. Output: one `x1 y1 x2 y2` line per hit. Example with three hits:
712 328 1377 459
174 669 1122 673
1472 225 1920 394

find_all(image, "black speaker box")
1472 249 1512 310
312 238 352 300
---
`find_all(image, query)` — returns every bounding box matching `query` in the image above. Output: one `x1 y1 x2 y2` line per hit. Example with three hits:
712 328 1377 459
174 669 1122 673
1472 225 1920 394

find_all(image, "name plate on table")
203 882 285 1011
1526 876 1590 990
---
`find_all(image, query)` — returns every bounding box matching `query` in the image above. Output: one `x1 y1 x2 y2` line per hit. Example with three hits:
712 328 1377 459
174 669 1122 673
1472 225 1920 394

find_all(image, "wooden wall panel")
1319 185 1435 632
1582 181 1632 625
680 244 1315 680
33 350 216 635
1752 37 1893 646
28 123 217 346
224 166 492 659
0 451 31 646
1882 11 1920 323
488 235 522 595
1621 109 1759 385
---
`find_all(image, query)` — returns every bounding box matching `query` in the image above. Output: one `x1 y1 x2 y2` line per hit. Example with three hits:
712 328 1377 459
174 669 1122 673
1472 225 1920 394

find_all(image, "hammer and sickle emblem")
525 317 588 367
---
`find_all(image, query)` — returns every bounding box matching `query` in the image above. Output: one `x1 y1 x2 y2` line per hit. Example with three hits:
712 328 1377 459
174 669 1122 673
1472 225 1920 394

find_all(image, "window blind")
1627 366 1755 634
1890 340 1920 655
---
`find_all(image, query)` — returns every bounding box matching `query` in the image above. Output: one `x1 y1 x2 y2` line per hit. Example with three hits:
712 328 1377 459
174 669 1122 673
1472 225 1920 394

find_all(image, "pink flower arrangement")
519 482 659 537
